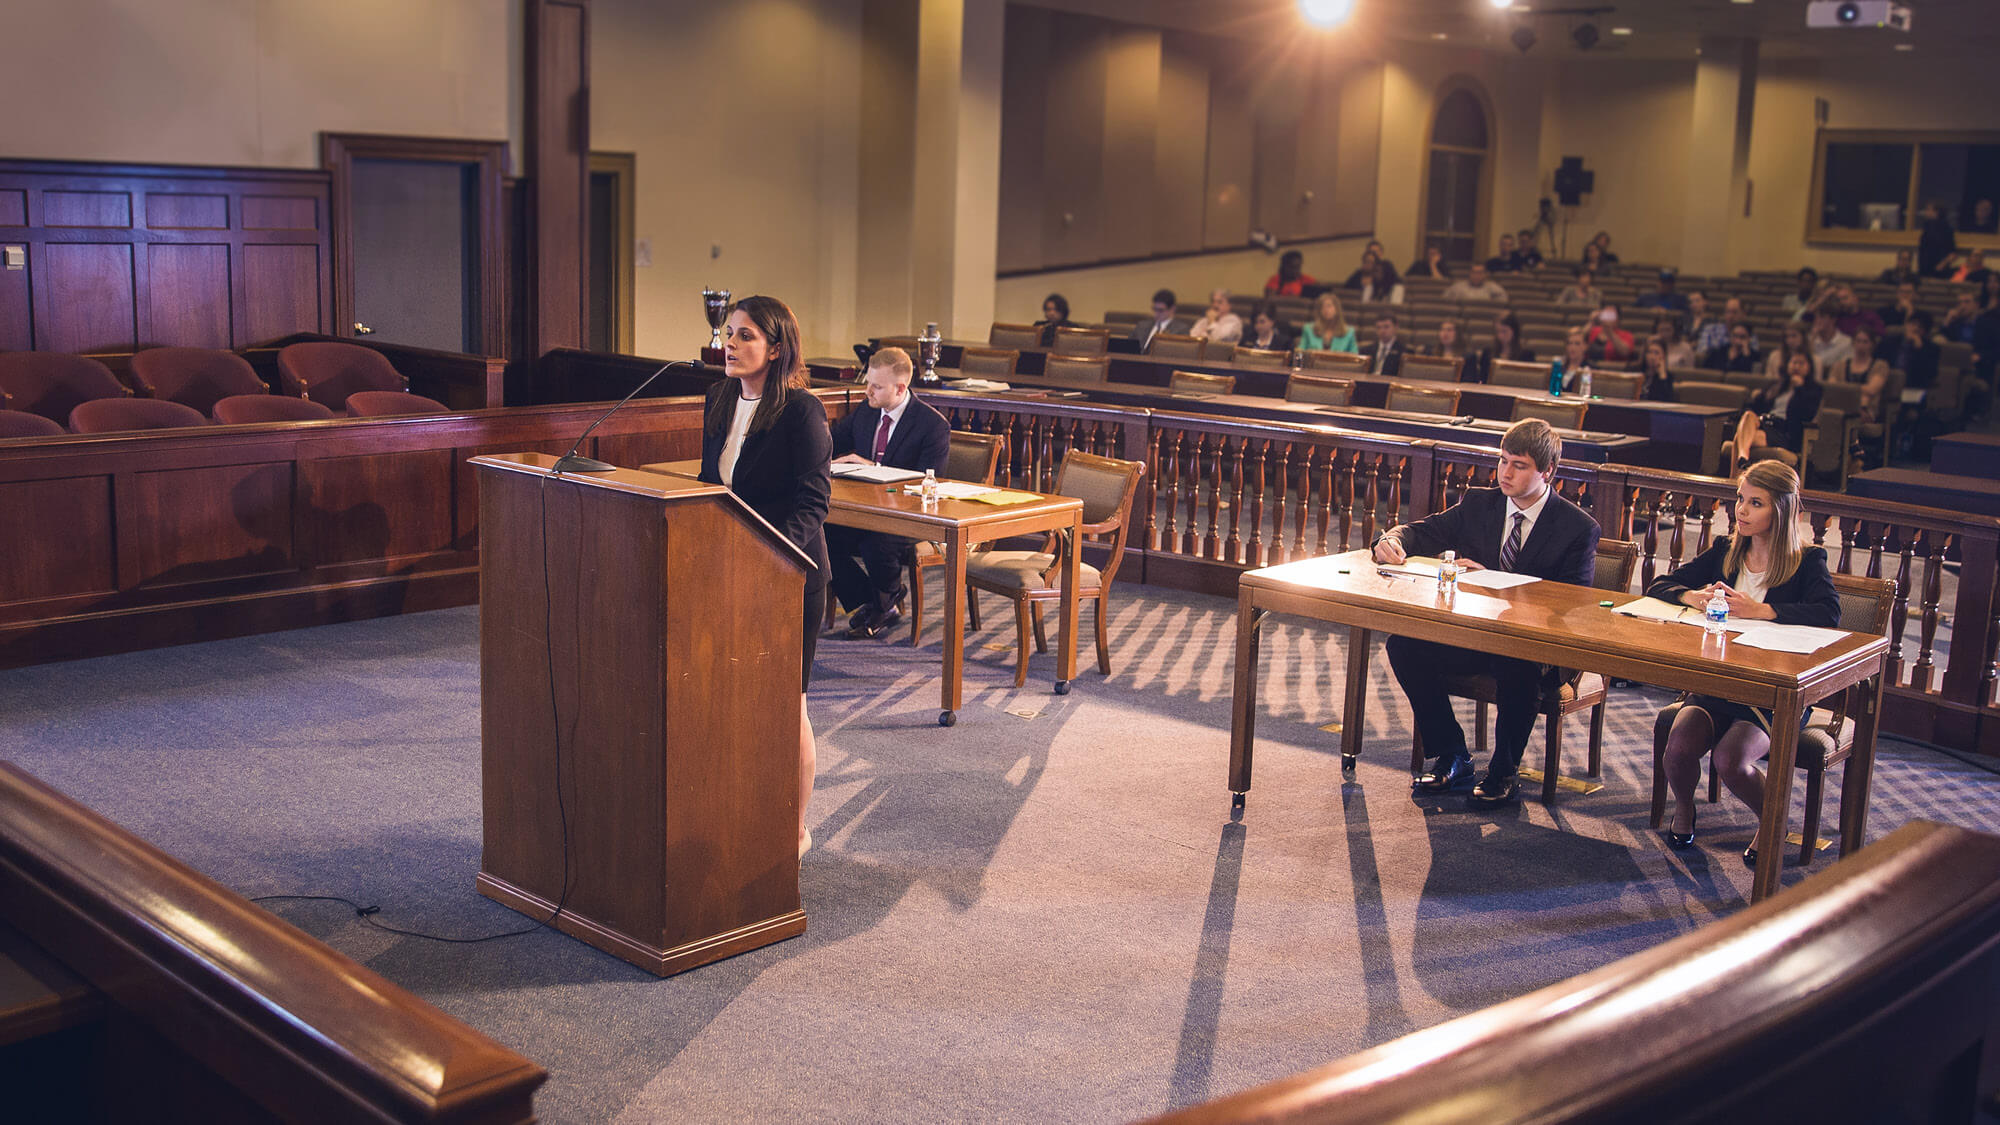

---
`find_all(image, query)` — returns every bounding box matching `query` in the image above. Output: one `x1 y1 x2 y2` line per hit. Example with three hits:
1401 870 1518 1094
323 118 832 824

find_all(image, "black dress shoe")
1664 807 1697 850
1413 756 1475 793
1741 845 1758 868
845 605 902 640
842 606 879 638
1466 773 1519 809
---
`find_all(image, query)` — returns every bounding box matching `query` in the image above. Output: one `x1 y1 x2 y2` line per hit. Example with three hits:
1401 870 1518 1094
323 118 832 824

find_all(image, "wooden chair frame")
1148 333 1207 361
1051 326 1111 357
1169 370 1235 396
906 430 1008 646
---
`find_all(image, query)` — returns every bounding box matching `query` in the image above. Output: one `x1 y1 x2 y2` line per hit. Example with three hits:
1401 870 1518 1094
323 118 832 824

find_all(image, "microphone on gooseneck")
552 361 701 473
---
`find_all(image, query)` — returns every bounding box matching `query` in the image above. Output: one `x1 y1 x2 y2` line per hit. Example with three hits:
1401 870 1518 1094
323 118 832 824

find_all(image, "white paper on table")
1728 623 1851 654
1612 598 1755 632
919 480 998 499
832 463 924 484
1456 570 1539 590
1377 561 1440 579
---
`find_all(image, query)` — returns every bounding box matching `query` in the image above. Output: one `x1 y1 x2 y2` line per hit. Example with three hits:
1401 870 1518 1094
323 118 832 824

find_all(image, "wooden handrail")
0 763 546 1123
1142 820 2000 1125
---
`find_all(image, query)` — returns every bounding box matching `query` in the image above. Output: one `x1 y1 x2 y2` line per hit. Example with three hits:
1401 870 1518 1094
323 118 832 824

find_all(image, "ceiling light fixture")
1610 26 1632 35
1298 0 1356 28
1490 0 1515 10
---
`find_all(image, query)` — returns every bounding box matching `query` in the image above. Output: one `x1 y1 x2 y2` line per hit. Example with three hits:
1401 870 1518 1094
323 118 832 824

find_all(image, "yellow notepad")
965 489 1044 506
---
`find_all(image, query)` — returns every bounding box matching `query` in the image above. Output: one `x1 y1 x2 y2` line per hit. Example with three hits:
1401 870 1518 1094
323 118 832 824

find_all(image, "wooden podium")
470 453 810 976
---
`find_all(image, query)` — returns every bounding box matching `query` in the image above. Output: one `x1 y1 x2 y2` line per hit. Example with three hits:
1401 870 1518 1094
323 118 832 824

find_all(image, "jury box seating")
128 347 267 415
69 397 210 434
276 341 410 410
344 390 450 418
0 352 131 424
0 409 67 438
212 394 338 424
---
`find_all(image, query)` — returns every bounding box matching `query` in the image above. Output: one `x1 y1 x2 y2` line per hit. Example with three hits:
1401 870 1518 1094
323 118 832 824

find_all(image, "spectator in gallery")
1034 293 1072 347
1265 250 1317 297
1952 248 1993 286
1442 261 1510 303
1358 258 1405 305
1483 312 1536 375
1818 284 1883 341
1983 272 2000 312
1878 248 1919 285
1943 289 1982 344
1709 322 1762 374
1365 241 1400 286
1896 310 1940 390
1342 250 1380 290
1973 198 1998 234
1130 288 1190 351
1830 325 1890 424
1878 279 1921 329
1580 241 1612 276
1486 233 1519 273
1973 298 1999 418
1407 245 1451 280
1558 328 1592 391
1765 320 1811 382
1427 318 1469 363
1187 289 1244 346
1638 336 1677 402
1297 292 1356 353
1718 296 1757 354
1918 201 1958 277
1590 230 1621 265
1808 307 1853 374
1514 229 1545 272
1362 312 1409 376
1686 291 1727 358
1635 269 1691 314
1782 267 1822 320
1244 302 1293 352
1737 350 1826 466
1555 266 1601 307
1584 301 1637 367
1653 312 1696 370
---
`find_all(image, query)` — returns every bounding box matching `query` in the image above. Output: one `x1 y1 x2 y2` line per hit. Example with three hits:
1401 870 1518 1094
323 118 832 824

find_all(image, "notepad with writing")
832 463 924 484
1613 597 1754 632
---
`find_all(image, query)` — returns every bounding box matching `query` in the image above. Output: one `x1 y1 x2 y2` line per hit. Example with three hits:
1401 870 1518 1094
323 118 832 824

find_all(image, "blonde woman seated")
1647 460 1840 865
1425 318 1468 362
1187 289 1244 345
1297 292 1357 353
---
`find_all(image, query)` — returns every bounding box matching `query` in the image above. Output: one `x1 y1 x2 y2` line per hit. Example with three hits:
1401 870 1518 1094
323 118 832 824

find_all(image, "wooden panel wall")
0 160 331 353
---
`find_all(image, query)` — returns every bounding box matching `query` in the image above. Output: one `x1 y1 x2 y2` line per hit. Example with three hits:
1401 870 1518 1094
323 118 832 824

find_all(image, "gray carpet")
3 583 1997 1124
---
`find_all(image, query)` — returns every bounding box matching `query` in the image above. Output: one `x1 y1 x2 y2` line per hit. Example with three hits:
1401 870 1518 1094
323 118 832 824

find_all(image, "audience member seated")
1950 247 1992 286
1877 279 1920 330
1406 245 1450 280
1685 291 1727 359
1342 250 1380 291
1653 313 1695 370
1555 266 1601 307
826 346 950 639
1708 322 1762 374
1829 325 1889 423
1365 240 1399 286
1765 321 1811 381
1878 248 1919 285
1895 310 1940 390
1826 284 1884 340
1034 293 1072 347
1982 272 2000 312
1242 302 1292 352
1359 258 1404 304
1972 197 1998 234
1484 234 1518 274
1635 269 1690 314
1361 312 1408 376
1808 310 1853 373
1584 302 1637 367
1426 318 1468 364
1265 250 1317 297
1442 262 1509 303
1481 312 1535 382
1297 292 1356 354
1651 459 1839 862
1781 267 1821 320
1557 328 1593 392
1186 289 1244 346
1513 229 1544 272
1942 290 1982 344
1129 288 1190 351
1736 351 1825 468
1580 241 1611 276
1589 230 1621 265
1918 201 1958 277
1637 337 1676 403
69 397 209 434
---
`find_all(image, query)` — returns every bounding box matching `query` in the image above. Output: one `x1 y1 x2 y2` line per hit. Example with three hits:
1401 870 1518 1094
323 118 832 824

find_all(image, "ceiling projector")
1806 1 1912 30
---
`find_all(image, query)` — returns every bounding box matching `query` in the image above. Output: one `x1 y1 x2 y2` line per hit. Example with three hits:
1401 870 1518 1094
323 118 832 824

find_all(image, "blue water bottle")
1548 359 1565 397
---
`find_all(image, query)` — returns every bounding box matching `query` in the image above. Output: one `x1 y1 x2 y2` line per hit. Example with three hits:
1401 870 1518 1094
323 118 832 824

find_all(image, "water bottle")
1705 588 1729 636
1578 366 1594 399
1289 348 1303 374
1548 359 1565 397
921 468 938 506
1438 550 1459 595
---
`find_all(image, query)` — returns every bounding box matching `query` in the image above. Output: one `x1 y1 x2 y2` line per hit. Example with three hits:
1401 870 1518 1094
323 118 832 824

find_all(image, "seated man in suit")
1371 419 1602 808
1361 312 1408 376
827 347 951 638
1130 289 1191 352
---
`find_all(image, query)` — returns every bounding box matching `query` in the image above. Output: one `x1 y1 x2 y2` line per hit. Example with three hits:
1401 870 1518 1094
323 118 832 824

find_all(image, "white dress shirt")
1499 486 1551 564
868 392 911 462
719 394 758 487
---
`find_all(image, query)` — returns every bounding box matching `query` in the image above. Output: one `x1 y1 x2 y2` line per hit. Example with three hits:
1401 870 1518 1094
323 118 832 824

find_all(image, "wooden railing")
1142 820 2000 1125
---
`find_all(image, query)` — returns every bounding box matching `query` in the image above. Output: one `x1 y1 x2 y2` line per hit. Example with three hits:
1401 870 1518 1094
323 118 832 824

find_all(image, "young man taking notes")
827 347 951 638
1371 419 1601 808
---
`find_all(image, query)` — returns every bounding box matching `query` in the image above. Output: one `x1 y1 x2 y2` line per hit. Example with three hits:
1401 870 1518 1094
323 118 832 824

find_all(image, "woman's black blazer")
1748 377 1824 454
1645 538 1841 628
699 385 832 593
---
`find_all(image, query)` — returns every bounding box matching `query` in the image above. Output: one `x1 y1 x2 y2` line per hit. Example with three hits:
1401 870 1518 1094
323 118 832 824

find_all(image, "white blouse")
719 394 759 487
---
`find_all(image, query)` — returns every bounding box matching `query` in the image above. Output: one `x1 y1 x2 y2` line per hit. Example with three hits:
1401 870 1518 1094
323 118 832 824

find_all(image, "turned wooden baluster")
1209 434 1229 561
1264 443 1290 565
1360 454 1383 545
1182 432 1205 556
1295 446 1317 560
1808 513 1830 550
1867 522 1891 580
1334 451 1355 550
1159 431 1182 554
1984 600 2000 707
1638 491 1662 588
1314 448 1333 557
1385 456 1406 541
1838 518 1859 574
1144 429 1164 550
1664 494 1687 575
1912 532 1946 692
1245 439 1268 567
1042 416 1059 491
1888 528 1913 688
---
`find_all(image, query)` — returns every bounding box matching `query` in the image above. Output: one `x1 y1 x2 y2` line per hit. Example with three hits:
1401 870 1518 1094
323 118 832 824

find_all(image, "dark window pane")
1433 90 1487 150
1921 143 2000 232
1821 142 1913 230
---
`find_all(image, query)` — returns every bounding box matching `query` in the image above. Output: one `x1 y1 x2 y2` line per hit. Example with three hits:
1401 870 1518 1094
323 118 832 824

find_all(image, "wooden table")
644 461 1084 726
1930 431 2000 480
1227 549 1890 902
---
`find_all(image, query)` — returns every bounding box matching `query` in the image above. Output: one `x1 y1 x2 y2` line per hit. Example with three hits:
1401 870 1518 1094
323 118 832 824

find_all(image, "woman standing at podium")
700 295 832 858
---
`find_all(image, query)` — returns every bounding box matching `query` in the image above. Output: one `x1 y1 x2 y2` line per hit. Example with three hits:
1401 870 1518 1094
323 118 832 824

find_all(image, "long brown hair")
704 294 808 439
1727 459 1805 588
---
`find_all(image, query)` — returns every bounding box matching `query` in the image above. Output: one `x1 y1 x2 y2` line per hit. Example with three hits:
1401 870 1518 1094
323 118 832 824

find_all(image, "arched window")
1423 87 1491 268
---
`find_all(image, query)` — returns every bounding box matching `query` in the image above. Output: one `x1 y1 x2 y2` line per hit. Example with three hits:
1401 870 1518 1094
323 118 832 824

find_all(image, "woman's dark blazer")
1748 376 1824 454
699 384 832 593
1645 538 1841 628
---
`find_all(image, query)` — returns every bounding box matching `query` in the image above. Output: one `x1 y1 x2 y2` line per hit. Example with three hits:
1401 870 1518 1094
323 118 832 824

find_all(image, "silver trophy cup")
917 322 943 386
702 288 732 354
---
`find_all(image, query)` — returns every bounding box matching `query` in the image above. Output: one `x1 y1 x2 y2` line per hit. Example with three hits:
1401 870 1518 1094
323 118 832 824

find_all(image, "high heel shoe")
1664 807 1697 850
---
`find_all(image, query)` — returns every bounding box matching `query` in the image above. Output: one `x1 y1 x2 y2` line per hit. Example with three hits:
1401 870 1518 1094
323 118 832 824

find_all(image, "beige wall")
3 0 513 169
1539 60 1698 269
593 0 863 359
991 234 1371 328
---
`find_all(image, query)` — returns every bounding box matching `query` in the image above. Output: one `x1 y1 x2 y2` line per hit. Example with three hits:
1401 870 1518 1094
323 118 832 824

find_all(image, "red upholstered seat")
69 397 209 434
344 390 449 417
275 342 408 409
211 395 337 424
129 347 267 415
0 410 66 439
0 352 131 423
